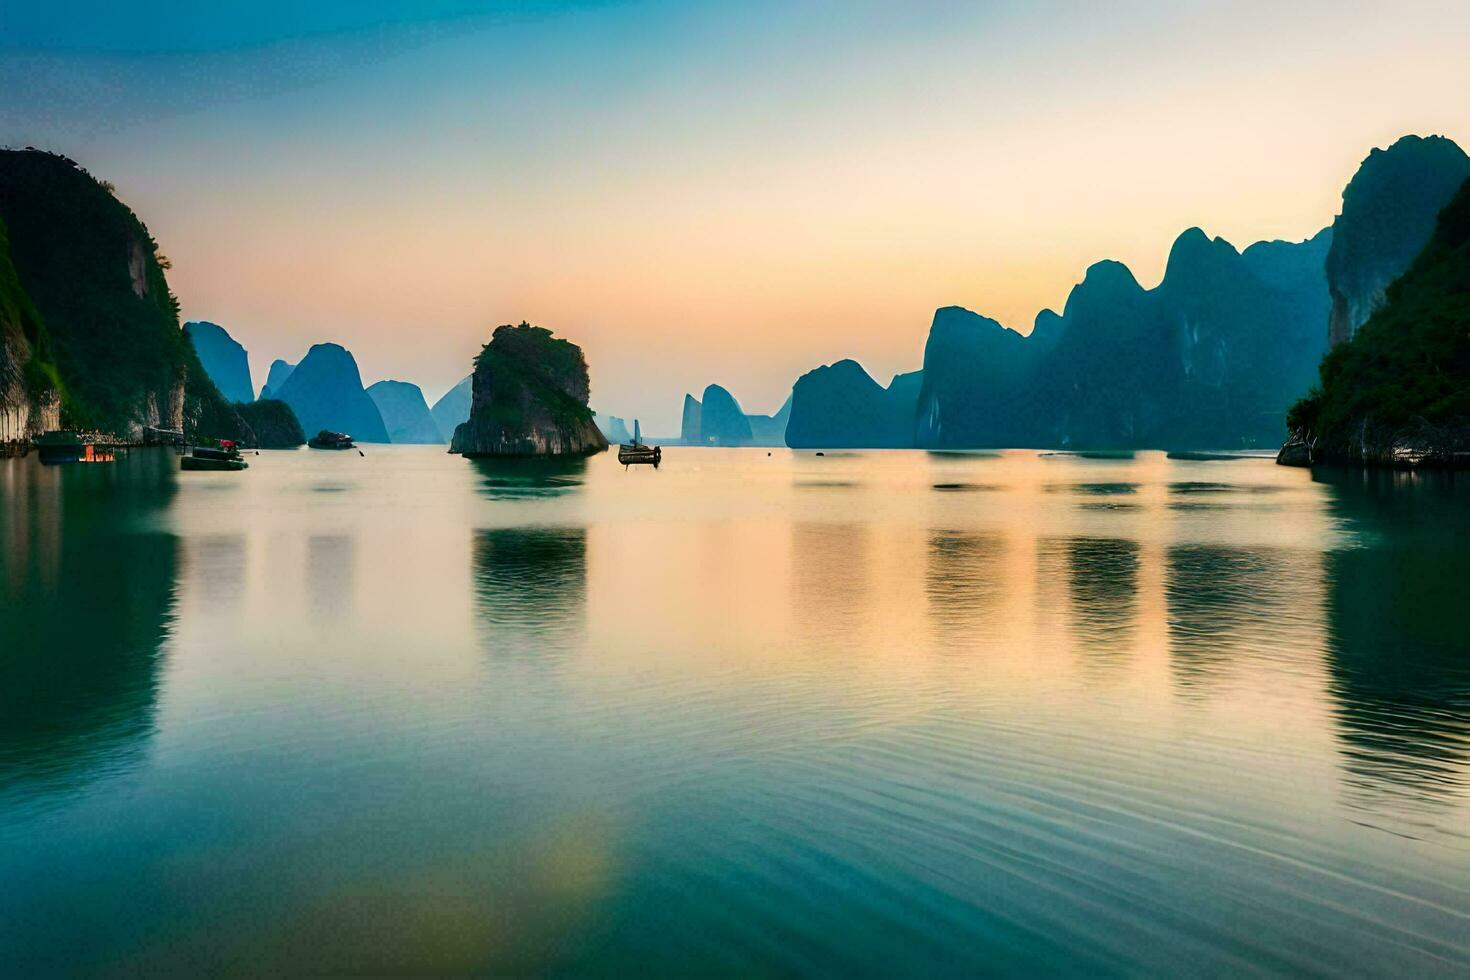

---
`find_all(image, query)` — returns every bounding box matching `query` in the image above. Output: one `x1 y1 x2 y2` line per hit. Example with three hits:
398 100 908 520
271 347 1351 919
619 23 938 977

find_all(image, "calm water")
1 446 1467 976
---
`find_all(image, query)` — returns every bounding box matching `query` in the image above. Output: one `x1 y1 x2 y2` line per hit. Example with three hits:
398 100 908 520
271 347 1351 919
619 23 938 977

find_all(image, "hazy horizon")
5 0 1469 430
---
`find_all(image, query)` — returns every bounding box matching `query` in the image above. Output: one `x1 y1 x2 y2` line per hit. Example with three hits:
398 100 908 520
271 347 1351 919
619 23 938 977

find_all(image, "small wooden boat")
618 419 661 467
308 430 355 450
181 440 248 472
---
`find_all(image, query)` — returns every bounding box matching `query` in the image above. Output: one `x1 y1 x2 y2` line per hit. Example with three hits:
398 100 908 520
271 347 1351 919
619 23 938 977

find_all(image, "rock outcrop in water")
258 358 295 400
697 384 753 446
449 322 608 457
367 379 442 443
185 320 254 404
0 149 243 442
1283 176 1470 467
787 360 920 448
274 342 389 443
430 375 471 442
1326 135 1470 347
235 398 306 448
680 392 703 445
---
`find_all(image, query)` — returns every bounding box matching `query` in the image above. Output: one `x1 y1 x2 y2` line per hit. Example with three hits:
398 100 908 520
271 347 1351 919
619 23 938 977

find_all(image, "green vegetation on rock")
1288 177 1470 465
235 398 306 448
0 150 243 441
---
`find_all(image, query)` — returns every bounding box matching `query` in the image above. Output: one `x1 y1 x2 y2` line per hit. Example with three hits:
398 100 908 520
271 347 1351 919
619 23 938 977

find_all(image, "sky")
4 1 1469 432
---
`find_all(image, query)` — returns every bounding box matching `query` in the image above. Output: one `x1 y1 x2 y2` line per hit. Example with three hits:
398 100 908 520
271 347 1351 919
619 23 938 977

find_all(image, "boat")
181 440 248 472
34 430 117 465
618 419 661 467
308 430 356 450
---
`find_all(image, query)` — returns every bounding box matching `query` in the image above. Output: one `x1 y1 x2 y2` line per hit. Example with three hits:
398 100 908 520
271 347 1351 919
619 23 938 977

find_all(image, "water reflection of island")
1058 537 1139 667
470 457 588 500
1164 544 1318 695
0 451 178 802
472 526 587 658
1317 469 1470 835
926 530 1005 645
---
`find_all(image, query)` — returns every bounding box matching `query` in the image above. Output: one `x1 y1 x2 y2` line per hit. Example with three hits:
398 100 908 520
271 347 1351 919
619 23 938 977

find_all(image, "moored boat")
181 440 248 472
308 430 356 450
617 419 661 466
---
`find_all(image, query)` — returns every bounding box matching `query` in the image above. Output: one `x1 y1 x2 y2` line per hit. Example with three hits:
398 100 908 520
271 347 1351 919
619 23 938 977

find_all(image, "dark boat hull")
182 455 248 472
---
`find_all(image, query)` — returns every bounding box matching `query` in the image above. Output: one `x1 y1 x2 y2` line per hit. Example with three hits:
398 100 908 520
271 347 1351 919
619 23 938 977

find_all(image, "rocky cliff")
274 342 389 443
915 305 1033 448
185 320 253 404
1285 176 1470 467
430 375 471 441
0 150 243 442
367 379 442 443
448 322 608 458
698 384 753 446
1326 135 1470 347
258 358 295 400
0 217 61 451
788 360 919 448
680 392 703 445
911 220 1331 451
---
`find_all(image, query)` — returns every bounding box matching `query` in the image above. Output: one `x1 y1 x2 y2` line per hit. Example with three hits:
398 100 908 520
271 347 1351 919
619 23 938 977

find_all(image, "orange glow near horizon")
8 1 1470 428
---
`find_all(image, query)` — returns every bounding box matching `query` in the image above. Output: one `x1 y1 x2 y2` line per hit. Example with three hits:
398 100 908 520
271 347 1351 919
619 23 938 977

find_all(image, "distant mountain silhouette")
747 395 792 446
275 342 389 442
595 413 633 444
185 321 253 404
1326 135 1470 346
367 379 442 443
429 375 471 441
787 360 920 448
258 358 295 400
698 384 752 446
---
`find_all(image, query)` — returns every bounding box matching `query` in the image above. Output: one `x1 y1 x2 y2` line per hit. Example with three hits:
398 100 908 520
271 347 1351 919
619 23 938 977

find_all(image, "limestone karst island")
3 2 1469 976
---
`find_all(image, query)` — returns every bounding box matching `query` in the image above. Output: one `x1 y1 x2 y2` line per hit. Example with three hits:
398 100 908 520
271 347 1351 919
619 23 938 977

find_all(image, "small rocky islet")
448 322 608 458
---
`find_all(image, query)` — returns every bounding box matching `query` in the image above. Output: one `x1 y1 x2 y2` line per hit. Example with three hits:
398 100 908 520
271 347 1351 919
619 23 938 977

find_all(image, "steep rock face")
1326 135 1470 346
1151 226 1329 446
915 306 1031 448
275 342 389 443
258 358 295 400
449 322 608 457
0 150 241 441
1287 176 1470 466
595 413 633 443
0 218 60 449
699 384 753 446
235 398 305 448
680 392 703 445
429 375 471 441
367 379 442 443
747 395 792 446
185 320 253 404
788 361 918 448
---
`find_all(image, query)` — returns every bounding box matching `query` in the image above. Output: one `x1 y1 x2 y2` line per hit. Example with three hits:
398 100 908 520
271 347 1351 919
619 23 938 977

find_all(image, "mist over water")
1 447 1467 975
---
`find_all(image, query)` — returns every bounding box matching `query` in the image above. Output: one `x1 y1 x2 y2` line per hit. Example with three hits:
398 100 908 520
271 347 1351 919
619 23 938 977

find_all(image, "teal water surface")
1 446 1467 975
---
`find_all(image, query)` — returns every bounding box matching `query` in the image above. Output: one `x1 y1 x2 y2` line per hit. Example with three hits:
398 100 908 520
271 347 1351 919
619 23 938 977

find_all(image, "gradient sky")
4 1 1469 431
